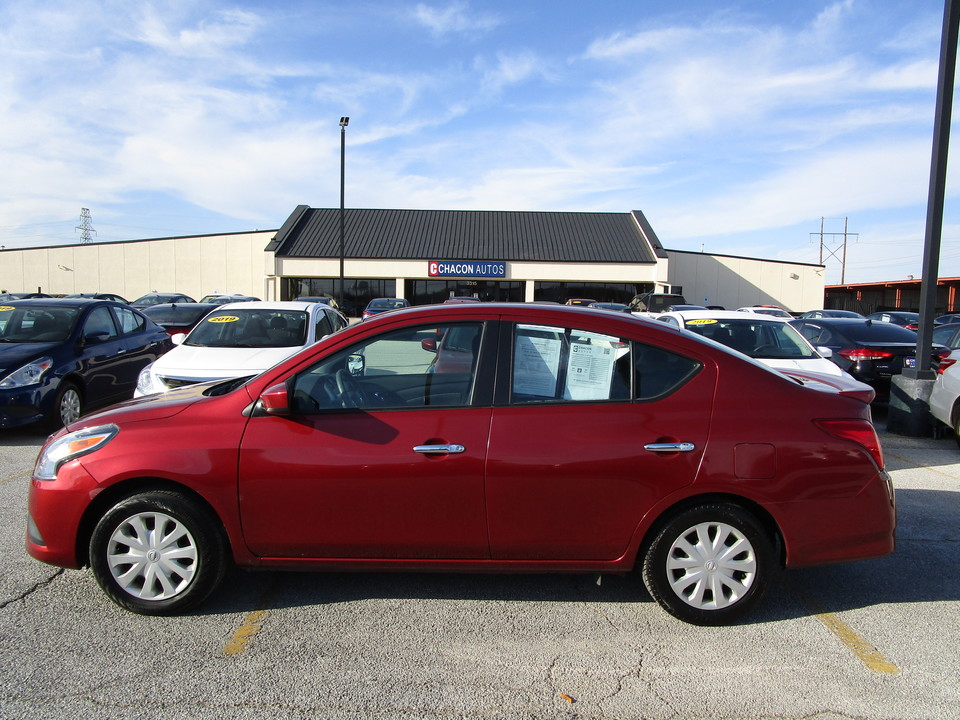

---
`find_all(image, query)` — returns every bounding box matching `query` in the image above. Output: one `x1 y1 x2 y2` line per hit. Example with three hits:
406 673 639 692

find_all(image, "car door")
109 305 167 394
237 320 494 559
484 321 716 561
77 305 132 406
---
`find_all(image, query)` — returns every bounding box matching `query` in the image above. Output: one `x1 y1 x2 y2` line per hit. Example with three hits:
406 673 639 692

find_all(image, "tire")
642 503 775 626
953 412 960 450
48 381 82 430
89 490 227 615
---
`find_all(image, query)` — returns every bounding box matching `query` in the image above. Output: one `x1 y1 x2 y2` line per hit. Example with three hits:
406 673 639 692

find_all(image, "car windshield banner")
428 261 506 278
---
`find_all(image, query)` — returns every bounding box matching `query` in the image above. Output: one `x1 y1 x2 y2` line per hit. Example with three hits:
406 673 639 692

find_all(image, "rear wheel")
642 503 774 625
89 490 227 615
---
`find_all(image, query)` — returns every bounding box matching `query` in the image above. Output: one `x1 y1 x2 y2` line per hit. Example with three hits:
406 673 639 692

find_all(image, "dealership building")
0 205 826 315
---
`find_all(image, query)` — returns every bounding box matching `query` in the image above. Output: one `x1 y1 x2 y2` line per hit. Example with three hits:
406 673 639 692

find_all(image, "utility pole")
75 208 96 244
811 217 857 284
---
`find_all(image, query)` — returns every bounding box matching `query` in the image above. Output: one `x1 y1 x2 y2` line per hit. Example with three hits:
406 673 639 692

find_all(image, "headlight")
0 357 53 389
136 362 157 396
34 424 119 481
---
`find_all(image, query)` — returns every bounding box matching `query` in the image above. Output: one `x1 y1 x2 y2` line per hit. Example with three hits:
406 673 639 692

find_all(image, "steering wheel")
335 369 366 408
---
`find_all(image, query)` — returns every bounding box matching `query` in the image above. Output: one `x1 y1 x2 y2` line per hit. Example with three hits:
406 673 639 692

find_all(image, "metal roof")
266 206 661 264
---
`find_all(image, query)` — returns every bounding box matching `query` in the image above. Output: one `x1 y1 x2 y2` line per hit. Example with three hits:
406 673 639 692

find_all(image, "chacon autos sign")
428 261 506 278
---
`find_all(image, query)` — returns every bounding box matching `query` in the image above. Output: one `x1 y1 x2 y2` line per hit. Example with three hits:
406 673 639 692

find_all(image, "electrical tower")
810 217 857 284
75 208 96 244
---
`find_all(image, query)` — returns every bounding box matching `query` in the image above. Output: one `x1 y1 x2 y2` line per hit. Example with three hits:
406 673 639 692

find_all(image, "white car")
657 309 850 378
930 348 960 442
736 306 794 319
135 301 347 396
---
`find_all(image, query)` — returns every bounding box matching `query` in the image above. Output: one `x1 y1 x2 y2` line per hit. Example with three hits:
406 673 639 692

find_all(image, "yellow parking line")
0 471 31 485
223 578 280 656
790 581 900 674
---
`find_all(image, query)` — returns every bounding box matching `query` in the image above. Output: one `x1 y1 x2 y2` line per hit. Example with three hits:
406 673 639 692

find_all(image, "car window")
112 306 145 335
794 322 832 345
83 306 119 340
0 306 78 342
933 326 956 345
315 310 334 338
292 322 484 412
187 309 308 348
510 324 633 403
682 318 815 359
633 343 702 400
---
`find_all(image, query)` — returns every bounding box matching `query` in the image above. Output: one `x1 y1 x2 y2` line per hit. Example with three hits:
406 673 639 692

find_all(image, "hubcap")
666 521 757 610
106 511 198 601
59 389 81 425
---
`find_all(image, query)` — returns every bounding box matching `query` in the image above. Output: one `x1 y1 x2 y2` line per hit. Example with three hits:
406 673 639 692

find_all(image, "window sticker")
564 332 619 400
208 315 239 323
514 325 562 397
685 318 718 326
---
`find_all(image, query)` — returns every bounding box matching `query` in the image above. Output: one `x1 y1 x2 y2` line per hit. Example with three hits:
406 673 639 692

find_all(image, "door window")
83 306 119 340
292 322 484 411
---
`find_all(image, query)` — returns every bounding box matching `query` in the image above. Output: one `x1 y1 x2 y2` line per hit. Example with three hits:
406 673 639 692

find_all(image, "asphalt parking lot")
1 412 959 720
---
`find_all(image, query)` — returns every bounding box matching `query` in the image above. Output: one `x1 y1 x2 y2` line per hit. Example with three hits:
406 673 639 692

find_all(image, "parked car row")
27 302 895 625
0 297 349 430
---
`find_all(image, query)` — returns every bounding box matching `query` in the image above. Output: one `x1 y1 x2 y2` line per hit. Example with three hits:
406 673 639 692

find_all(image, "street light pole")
339 116 349 311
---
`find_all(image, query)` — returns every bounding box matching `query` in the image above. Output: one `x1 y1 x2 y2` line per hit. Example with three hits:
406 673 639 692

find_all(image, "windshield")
0 305 80 343
185 308 309 348
369 299 407 310
683 318 815 359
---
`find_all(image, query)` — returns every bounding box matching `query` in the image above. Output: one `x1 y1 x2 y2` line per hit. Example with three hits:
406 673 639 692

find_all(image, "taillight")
905 323 919 330
838 348 894 361
938 357 958 374
814 419 884 469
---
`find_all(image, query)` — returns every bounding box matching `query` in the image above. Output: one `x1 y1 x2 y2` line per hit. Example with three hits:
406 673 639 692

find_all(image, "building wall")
666 250 825 312
0 231 274 301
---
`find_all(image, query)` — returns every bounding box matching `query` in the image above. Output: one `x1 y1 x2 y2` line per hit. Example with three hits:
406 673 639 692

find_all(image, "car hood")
150 344 301 379
0 342 62 375
65 382 219 430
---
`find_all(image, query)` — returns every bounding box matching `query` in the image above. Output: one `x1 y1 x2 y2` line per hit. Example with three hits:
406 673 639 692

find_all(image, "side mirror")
259 382 291 416
83 330 110 344
171 333 187 345
347 352 365 376
816 346 833 358
420 338 438 353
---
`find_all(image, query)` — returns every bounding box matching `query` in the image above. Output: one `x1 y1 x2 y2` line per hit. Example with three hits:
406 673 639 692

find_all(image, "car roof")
212 300 318 312
1 297 117 308
659 309 787 322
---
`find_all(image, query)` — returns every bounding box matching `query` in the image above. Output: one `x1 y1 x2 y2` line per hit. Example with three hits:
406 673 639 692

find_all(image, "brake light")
905 323 919 330
938 357 958 374
838 348 894 361
814 419 884 469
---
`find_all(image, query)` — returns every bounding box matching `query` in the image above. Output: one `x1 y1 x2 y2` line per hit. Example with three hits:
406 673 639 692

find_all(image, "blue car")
0 299 172 430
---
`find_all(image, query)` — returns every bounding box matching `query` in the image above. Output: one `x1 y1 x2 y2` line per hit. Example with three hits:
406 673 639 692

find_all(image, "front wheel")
89 490 227 615
642 504 775 625
48 381 82 430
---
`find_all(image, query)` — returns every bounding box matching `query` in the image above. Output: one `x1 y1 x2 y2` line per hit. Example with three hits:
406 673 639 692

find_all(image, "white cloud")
411 1 501 37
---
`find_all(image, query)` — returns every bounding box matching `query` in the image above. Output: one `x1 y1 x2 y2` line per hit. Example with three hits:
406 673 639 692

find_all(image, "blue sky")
0 0 955 284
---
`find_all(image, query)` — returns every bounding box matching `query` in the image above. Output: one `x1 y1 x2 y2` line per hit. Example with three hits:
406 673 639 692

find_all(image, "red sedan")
26 304 895 625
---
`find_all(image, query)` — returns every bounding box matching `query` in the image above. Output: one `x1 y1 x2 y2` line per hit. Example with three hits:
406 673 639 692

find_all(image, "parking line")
789 582 900 675
0 471 31 485
223 578 281 656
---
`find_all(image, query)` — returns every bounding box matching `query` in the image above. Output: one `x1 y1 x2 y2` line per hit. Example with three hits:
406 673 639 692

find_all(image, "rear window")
839 323 920 343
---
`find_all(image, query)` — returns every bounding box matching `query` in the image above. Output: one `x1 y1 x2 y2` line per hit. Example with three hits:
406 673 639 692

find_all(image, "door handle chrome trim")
644 442 696 453
413 444 466 455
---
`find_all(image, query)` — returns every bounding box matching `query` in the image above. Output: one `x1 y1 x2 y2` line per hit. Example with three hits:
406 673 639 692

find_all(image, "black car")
65 293 130 304
790 317 949 401
0 299 172 430
131 292 196 309
140 302 220 337
935 313 960 325
865 311 920 330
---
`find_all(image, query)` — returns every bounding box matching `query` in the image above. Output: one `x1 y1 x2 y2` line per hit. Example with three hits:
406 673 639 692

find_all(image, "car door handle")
413 444 466 455
644 442 696 453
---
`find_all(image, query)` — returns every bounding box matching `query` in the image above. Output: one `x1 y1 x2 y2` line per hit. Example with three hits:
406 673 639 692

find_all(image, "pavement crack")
0 568 65 610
